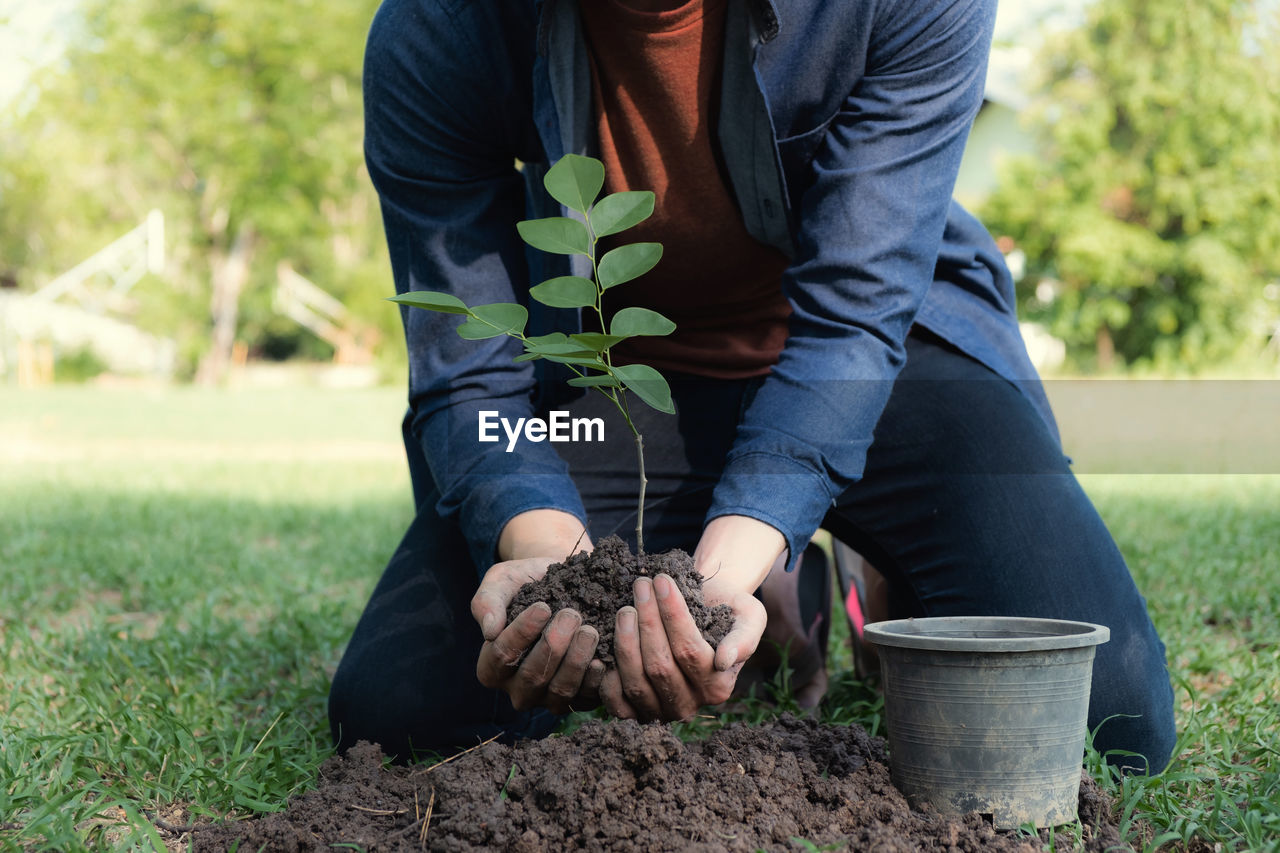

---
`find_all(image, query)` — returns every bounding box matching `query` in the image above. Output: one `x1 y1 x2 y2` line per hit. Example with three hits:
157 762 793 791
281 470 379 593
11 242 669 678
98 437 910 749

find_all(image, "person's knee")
1091 702 1176 775
1089 632 1178 775
328 655 436 758
329 666 563 763
1142 708 1178 775
329 673 455 762
327 663 384 756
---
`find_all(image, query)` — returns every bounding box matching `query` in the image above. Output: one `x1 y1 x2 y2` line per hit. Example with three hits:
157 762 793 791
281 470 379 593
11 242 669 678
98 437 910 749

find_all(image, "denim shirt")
364 0 1057 570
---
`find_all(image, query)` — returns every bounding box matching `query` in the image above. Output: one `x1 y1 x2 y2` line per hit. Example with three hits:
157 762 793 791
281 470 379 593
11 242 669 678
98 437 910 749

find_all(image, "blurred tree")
4 0 398 380
981 0 1280 370
0 133 46 283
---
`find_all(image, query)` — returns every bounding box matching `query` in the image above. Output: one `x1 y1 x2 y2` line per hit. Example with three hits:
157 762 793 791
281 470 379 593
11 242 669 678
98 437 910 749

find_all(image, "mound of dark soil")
508 535 734 665
189 715 1131 852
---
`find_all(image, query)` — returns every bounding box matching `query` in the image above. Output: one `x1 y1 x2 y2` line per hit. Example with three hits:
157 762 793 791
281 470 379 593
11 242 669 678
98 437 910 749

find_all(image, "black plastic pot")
863 616 1110 829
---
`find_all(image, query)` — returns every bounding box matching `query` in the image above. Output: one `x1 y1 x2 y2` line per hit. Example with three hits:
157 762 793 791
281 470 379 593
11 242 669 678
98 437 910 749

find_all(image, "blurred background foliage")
981 0 1280 371
0 0 399 381
1 0 1278 380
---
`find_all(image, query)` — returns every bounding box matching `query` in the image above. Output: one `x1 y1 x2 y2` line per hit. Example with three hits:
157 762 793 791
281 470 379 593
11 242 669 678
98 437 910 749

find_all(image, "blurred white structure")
0 210 176 382
955 0 1087 207
1019 322 1067 372
0 293 176 376
956 2 1080 374
274 262 378 365
31 209 165 310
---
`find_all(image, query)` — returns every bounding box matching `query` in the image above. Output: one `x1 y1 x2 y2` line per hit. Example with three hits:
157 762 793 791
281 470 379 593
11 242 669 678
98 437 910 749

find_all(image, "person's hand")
598 515 784 721
599 573 767 720
471 556 606 714
471 510 602 714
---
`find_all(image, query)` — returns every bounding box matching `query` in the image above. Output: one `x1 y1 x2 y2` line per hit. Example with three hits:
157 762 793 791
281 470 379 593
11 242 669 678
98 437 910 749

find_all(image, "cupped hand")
599 573 766 721
597 514 784 721
471 556 605 714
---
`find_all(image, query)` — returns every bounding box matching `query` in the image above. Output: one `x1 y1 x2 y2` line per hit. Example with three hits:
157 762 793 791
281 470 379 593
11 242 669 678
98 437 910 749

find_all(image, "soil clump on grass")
190 715 1131 852
508 534 734 665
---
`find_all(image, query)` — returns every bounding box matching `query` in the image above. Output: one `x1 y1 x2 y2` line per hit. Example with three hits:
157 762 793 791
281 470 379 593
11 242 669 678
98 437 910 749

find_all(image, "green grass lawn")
1 385 1277 851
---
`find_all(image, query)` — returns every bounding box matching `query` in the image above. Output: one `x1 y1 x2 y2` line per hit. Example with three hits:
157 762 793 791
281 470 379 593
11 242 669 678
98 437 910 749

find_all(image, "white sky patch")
988 0 1091 109
0 0 82 111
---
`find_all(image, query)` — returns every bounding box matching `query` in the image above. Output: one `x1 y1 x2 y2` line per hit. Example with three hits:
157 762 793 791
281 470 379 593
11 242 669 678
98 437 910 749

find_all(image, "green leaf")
456 318 508 340
525 333 571 346
567 374 622 388
517 217 590 255
524 345 597 361
544 154 605 215
521 332 597 357
598 242 663 289
520 333 602 365
386 290 472 315
614 363 674 414
610 306 676 338
543 353 605 366
472 303 528 332
570 333 629 352
591 191 655 237
456 303 527 339
529 276 598 309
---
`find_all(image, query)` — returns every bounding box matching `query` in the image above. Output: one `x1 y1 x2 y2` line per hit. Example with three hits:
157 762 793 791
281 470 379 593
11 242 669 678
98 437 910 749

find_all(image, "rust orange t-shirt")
579 0 792 378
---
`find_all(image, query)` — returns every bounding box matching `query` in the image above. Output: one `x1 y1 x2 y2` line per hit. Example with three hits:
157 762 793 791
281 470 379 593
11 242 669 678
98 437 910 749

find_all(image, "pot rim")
863 616 1110 652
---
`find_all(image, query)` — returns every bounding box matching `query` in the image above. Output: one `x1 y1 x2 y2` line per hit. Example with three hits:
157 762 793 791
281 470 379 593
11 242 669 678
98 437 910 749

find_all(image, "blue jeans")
328 330 1176 771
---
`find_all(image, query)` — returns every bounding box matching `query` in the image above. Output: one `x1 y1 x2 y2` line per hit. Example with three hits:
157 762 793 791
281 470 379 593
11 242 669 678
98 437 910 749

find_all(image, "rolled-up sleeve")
707 0 996 563
365 0 586 572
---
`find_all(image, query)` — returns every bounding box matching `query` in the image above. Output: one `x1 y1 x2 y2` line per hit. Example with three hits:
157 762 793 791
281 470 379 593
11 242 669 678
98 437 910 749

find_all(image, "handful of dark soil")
506 535 734 665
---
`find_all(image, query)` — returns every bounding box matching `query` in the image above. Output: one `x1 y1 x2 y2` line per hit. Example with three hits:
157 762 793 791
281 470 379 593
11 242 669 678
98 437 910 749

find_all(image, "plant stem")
512 318 649 552
585 205 646 554
598 388 648 554
615 389 647 554
633 430 647 555
584 211 616 374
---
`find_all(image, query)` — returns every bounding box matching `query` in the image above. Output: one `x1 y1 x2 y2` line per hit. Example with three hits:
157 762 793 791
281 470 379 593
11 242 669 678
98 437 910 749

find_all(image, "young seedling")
389 154 674 554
